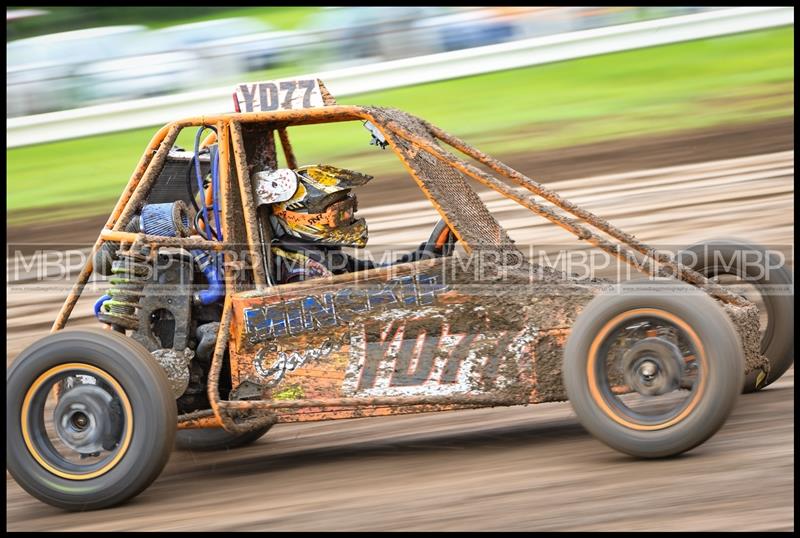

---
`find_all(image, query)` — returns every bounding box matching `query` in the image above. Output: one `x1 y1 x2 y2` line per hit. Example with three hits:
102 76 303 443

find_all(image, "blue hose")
192 126 223 241
210 145 223 241
193 250 226 305
193 127 211 239
94 294 111 318
192 127 225 304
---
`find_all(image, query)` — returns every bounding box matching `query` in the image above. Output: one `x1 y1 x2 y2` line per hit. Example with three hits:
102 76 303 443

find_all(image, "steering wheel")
423 219 457 257
389 219 457 266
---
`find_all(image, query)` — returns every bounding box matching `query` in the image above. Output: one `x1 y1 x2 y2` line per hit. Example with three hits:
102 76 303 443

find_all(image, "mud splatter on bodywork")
42 102 766 433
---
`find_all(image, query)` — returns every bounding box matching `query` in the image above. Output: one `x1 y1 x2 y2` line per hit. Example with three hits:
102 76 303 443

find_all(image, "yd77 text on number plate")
235 79 324 112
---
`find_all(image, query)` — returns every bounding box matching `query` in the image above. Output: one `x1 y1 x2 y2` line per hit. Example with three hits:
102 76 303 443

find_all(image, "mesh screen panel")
366 107 520 256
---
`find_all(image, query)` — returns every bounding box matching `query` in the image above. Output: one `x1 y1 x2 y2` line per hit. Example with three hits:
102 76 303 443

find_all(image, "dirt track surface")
6 371 794 531
6 126 794 530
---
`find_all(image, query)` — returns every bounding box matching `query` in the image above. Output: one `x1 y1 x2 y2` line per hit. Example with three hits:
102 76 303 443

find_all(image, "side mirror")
364 120 388 149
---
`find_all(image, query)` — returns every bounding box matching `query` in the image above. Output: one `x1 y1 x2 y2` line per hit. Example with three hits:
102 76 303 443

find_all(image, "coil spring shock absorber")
97 246 151 330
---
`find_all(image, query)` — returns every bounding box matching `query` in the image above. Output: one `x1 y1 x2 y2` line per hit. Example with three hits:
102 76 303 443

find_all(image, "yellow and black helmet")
270 164 373 247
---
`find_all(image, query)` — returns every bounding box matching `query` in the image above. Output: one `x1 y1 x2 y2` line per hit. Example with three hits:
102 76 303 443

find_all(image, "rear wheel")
677 239 793 392
175 424 273 451
6 329 176 511
564 280 744 458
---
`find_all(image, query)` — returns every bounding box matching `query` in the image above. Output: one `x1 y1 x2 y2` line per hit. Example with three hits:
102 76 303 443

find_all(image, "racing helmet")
269 165 373 247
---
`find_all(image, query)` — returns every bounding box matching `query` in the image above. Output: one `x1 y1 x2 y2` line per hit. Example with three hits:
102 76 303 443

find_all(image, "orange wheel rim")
586 308 707 431
20 363 134 480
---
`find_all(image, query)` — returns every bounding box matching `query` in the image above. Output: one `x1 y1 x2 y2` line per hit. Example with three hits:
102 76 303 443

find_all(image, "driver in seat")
255 164 452 284
267 164 375 283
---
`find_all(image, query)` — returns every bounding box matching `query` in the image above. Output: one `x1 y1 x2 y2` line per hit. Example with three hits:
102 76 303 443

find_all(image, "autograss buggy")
7 79 793 510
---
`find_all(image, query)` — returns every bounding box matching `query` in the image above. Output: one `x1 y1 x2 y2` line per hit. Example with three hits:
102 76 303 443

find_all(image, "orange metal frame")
50 105 747 432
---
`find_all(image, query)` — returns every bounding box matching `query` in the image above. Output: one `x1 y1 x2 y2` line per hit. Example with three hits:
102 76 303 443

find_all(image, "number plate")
234 78 325 112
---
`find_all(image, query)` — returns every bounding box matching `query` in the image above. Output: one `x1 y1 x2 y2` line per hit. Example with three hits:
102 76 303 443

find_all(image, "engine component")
151 348 194 398
149 147 210 206
95 200 194 324
138 199 224 306
175 321 222 413
141 200 194 237
130 248 194 352
195 322 220 363
93 218 140 277
177 360 211 414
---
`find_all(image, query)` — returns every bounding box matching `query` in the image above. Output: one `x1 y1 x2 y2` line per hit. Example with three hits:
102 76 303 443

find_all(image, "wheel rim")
587 308 708 431
20 363 134 480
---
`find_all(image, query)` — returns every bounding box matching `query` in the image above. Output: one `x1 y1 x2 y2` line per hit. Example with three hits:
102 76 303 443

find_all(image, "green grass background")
7 27 794 224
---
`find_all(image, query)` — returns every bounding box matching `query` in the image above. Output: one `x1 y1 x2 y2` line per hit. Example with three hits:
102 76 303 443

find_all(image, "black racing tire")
677 239 794 392
6 329 176 511
564 280 744 458
175 424 273 451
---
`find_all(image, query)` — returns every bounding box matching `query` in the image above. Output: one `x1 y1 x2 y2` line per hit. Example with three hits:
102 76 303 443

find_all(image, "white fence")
6 7 793 148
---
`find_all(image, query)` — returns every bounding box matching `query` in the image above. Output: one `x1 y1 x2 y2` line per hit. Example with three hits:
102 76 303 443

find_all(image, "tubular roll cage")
51 105 750 433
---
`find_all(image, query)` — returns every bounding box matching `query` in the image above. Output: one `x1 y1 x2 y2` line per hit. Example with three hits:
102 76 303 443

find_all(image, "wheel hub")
638 360 659 383
622 337 684 396
53 383 124 455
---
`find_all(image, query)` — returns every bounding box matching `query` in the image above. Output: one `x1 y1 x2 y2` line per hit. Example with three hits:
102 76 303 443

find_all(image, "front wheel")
6 329 176 511
564 280 744 458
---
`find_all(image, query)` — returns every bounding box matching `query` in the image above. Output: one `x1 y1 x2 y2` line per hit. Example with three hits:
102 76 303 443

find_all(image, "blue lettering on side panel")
396 275 417 306
242 273 451 342
285 299 305 334
417 274 449 304
367 283 399 309
244 308 266 333
303 294 337 330
244 305 287 338
335 289 370 322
